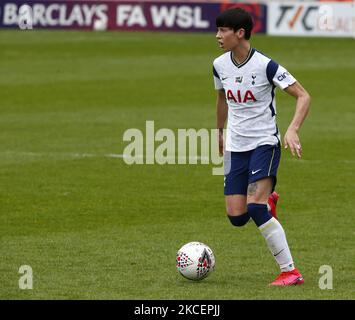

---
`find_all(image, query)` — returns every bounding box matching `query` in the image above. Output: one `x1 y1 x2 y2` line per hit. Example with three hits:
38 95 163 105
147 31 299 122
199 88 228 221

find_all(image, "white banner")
268 1 355 37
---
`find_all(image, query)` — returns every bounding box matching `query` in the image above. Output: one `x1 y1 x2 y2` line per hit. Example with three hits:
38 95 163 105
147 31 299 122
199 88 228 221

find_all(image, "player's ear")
235 28 245 39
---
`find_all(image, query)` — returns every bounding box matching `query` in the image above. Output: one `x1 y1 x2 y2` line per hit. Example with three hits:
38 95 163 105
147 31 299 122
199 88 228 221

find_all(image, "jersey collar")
230 48 255 68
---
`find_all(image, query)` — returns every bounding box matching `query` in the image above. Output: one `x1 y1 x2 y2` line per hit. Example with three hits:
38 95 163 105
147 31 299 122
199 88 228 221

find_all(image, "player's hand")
284 128 302 158
218 129 224 156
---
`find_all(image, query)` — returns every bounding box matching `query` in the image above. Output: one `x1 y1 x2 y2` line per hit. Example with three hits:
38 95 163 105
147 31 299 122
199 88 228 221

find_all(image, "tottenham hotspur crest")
251 74 256 85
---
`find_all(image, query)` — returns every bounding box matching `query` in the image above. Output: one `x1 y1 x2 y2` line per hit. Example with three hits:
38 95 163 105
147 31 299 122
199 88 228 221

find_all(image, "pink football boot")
268 191 279 220
270 268 304 286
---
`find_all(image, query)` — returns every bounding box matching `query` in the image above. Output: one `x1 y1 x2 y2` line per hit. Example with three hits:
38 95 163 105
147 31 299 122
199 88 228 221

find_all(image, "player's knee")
227 213 250 227
247 203 271 227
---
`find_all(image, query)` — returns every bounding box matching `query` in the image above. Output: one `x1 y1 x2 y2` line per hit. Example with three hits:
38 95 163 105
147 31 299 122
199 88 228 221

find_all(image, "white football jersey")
213 48 296 152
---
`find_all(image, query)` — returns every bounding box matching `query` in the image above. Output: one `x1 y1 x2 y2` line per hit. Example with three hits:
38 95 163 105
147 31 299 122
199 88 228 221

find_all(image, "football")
176 242 215 281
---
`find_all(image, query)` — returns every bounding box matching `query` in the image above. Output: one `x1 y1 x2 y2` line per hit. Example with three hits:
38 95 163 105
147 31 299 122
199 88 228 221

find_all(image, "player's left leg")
247 178 303 285
246 144 303 285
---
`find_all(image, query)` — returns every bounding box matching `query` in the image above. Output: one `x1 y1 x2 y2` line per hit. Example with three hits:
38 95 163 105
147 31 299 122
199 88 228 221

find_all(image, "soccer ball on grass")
176 242 215 281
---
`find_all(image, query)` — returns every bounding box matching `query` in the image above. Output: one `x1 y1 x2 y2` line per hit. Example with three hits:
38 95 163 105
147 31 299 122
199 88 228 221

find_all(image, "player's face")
216 27 244 51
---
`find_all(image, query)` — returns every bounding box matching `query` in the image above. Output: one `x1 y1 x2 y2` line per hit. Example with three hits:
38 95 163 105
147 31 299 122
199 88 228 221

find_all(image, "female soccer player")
213 8 311 286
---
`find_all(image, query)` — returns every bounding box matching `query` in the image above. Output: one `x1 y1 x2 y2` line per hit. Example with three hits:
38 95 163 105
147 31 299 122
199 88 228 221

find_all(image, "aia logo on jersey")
227 90 257 103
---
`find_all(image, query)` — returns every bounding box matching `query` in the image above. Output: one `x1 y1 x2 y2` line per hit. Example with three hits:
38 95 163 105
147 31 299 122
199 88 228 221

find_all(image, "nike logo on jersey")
251 169 262 175
222 77 228 80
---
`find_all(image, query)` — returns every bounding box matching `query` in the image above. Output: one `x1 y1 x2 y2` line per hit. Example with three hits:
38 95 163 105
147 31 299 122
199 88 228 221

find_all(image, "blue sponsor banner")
0 1 267 32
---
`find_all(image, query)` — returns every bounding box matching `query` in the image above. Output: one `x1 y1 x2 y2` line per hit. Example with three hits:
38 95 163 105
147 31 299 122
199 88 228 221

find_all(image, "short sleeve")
273 65 296 90
266 60 296 90
213 65 223 90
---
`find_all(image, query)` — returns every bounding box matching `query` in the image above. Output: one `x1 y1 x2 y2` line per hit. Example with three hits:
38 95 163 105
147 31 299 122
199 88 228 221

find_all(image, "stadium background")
0 0 354 300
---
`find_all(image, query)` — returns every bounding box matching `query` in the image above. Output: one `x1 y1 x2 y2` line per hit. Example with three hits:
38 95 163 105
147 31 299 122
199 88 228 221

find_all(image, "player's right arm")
216 89 228 155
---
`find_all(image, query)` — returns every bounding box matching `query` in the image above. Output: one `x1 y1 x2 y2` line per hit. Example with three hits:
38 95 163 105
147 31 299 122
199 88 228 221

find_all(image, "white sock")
258 217 295 272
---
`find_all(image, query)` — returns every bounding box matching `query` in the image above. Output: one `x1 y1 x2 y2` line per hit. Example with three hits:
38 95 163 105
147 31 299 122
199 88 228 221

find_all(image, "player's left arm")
283 81 311 158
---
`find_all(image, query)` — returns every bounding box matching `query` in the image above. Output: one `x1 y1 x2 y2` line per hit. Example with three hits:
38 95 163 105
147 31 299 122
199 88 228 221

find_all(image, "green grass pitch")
0 30 354 300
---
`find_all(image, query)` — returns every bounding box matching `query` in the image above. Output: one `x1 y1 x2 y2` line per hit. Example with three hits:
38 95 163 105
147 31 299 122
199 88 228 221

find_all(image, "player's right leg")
224 151 250 227
225 194 249 226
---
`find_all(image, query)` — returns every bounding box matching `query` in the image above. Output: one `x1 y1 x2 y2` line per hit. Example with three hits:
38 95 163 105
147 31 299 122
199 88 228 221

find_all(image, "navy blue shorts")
224 144 281 196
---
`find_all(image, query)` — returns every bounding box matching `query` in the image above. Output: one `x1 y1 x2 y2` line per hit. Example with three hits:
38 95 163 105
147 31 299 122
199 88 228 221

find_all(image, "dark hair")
216 8 254 40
